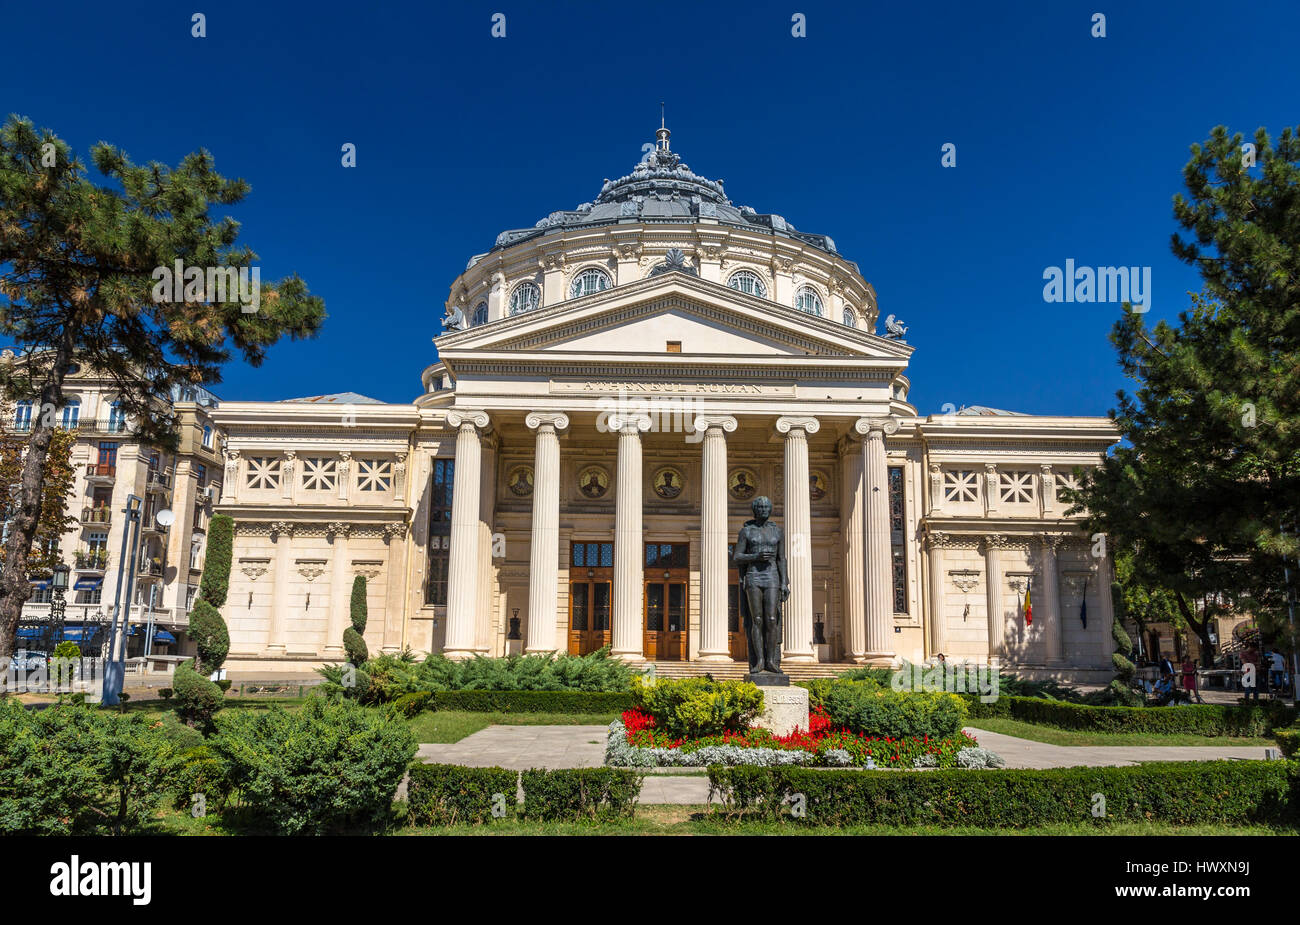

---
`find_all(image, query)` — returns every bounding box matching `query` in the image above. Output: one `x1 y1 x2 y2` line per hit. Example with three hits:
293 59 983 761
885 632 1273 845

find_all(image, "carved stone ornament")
352 561 382 580
270 521 293 539
239 558 270 580
296 560 328 581
950 570 981 594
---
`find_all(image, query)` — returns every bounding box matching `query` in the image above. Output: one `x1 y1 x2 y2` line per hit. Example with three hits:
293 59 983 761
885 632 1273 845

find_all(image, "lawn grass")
967 717 1276 747
406 710 619 744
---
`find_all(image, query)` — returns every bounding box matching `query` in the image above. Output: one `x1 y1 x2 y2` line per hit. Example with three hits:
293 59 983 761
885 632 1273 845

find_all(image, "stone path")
413 724 1274 804
963 727 1273 769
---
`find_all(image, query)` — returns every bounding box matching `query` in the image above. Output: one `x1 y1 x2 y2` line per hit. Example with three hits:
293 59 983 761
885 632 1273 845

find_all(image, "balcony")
146 470 172 493
85 463 116 482
80 506 112 526
137 556 164 578
141 513 170 535
74 549 109 571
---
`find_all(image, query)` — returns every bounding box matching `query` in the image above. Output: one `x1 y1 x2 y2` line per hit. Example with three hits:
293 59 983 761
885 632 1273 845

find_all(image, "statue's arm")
733 530 758 565
777 531 789 590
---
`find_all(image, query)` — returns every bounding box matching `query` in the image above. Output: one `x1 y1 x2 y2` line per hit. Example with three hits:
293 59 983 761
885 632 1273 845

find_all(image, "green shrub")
189 599 230 673
406 763 517 825
1275 727 1300 759
429 690 633 713
343 626 369 667
393 691 433 717
521 768 642 821
215 678 232 693
172 659 224 730
52 640 81 660
707 761 1296 827
199 514 234 607
632 677 763 738
209 697 416 834
823 682 968 739
170 744 231 813
415 648 634 693
344 575 370 666
0 699 179 835
159 687 173 700
963 694 1294 736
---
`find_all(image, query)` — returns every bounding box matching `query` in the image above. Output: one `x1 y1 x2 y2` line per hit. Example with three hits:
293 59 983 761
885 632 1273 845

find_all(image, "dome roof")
485 123 843 261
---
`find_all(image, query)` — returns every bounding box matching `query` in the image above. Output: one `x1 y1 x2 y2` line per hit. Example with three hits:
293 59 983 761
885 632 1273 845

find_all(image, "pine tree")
342 575 370 698
191 514 233 675
0 116 325 660
1066 124 1300 663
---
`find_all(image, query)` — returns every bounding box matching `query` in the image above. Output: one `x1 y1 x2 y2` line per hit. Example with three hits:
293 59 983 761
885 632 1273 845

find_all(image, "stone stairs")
638 661 863 681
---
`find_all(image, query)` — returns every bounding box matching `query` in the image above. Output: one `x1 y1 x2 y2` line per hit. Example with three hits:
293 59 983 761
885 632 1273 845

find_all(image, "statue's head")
751 496 772 520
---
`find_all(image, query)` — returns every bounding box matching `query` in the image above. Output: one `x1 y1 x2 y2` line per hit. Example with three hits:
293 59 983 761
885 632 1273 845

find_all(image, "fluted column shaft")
858 419 896 662
926 533 947 657
696 415 737 661
267 525 291 657
983 536 1004 660
526 413 568 653
612 415 651 660
839 442 867 662
777 416 818 663
1039 536 1064 665
444 413 488 658
325 527 350 658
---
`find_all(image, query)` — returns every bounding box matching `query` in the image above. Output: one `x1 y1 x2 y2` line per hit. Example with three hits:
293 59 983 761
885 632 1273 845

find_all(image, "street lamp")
102 494 142 706
50 562 70 644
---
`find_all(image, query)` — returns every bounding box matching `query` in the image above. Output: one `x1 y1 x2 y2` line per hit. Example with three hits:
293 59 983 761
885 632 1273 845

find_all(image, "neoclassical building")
211 124 1119 679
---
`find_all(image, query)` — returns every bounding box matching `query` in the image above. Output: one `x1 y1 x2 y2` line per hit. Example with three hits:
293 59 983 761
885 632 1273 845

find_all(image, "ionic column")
1038 535 1064 665
776 416 819 663
325 522 350 658
1094 541 1116 667
838 437 867 662
611 413 651 661
443 411 489 659
476 435 499 653
982 534 1005 660
695 414 738 662
856 417 897 664
525 412 569 653
266 521 293 657
925 530 949 657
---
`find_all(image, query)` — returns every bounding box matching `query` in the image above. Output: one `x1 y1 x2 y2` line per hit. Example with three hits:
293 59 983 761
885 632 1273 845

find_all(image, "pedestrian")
1242 644 1260 701
1269 649 1286 692
1181 654 1201 704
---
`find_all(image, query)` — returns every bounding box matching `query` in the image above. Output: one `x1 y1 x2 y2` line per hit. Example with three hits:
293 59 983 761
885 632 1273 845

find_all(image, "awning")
153 630 177 644
61 626 100 642
29 579 50 589
16 626 42 639
126 624 141 636
73 577 102 591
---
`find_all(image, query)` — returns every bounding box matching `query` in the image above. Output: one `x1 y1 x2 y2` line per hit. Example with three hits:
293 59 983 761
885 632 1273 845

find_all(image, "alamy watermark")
151 259 260 313
891 658 1001 703
1043 260 1150 312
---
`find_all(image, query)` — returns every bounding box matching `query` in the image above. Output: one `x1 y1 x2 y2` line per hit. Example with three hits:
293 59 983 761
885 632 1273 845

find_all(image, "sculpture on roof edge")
441 303 466 332
883 314 908 339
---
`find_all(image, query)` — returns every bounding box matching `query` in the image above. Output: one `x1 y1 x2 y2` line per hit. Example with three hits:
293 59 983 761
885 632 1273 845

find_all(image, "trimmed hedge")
964 694 1295 736
428 690 634 714
521 768 642 821
707 761 1298 827
824 682 967 739
407 763 518 825
632 677 764 738
1276 728 1300 759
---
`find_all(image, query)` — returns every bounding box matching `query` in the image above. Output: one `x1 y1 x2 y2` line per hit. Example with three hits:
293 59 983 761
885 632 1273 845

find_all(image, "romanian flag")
1024 587 1033 626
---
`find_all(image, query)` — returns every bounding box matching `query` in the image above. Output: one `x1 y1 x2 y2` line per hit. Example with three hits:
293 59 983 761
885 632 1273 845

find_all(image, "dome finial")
656 102 670 152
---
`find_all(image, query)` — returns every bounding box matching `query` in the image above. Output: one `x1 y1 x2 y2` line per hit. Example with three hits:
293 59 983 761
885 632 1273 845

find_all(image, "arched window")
60 398 81 430
842 308 857 328
509 282 541 315
202 424 214 448
794 286 824 316
569 268 611 299
472 302 488 326
727 270 767 298
13 400 32 432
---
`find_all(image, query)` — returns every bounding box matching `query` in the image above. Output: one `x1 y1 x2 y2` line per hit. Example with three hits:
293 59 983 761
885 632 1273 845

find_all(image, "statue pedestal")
751 682 810 737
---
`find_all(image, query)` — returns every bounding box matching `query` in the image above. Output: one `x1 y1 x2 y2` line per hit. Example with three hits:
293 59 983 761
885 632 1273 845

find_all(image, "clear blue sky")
4 0 1298 415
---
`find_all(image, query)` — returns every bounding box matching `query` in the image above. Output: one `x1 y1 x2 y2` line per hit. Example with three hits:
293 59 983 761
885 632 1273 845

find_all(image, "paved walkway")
418 725 610 770
963 728 1273 769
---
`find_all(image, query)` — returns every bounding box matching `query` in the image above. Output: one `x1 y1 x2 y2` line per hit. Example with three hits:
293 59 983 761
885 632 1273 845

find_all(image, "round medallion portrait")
652 466 685 500
506 465 534 498
576 465 610 500
728 467 759 501
809 470 830 502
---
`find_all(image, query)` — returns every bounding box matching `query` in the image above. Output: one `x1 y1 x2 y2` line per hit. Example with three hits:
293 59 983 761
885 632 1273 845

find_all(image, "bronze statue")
732 496 789 684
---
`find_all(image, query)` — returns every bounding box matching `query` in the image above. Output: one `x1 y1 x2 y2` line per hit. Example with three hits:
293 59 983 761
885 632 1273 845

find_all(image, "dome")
488 123 842 260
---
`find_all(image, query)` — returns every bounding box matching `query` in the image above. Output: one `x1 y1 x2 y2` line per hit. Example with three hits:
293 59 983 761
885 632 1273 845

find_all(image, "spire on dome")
656 102 671 152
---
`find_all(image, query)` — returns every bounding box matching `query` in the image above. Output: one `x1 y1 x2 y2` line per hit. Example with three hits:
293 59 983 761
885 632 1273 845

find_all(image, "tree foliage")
0 405 75 575
0 115 325 657
1066 124 1300 664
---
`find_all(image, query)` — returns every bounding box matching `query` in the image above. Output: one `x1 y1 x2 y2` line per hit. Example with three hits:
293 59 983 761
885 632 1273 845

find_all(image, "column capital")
525 411 570 432
853 415 900 437
692 414 738 435
608 412 652 434
775 415 820 436
446 410 490 430
1037 533 1064 552
981 533 1009 551
924 529 952 550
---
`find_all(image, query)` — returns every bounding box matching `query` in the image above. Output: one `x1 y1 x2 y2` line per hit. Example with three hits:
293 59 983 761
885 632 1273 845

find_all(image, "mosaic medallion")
506 465 534 498
809 469 829 502
577 465 610 500
728 467 759 501
652 466 685 500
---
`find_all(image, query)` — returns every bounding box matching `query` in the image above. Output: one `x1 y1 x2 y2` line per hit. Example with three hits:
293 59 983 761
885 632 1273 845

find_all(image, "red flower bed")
619 706 978 768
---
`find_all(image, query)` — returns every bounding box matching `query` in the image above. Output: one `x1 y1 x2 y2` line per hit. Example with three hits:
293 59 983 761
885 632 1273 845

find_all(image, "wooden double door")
568 541 613 656
644 542 688 661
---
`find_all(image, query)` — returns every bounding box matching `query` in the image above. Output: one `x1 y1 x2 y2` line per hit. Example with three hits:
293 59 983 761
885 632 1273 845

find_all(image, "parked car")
10 650 48 671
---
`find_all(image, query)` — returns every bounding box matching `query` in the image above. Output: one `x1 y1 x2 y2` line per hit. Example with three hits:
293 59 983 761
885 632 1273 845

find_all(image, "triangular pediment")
435 272 912 364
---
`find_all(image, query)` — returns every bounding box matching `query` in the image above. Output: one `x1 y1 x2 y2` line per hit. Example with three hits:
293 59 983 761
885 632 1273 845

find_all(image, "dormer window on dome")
727 270 767 298
472 302 488 326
